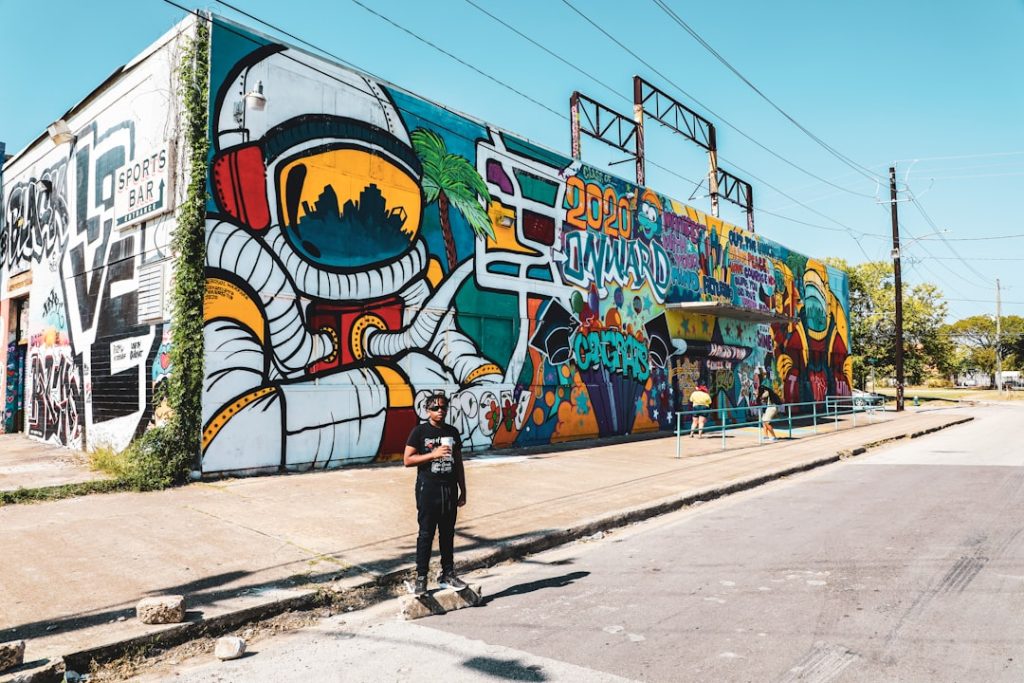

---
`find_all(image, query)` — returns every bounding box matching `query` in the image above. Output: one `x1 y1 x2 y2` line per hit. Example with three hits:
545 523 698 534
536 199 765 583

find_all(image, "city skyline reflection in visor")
276 147 422 269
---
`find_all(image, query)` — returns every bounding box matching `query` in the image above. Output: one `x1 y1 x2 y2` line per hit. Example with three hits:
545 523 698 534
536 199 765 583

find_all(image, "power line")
151 2 586 183
916 233 1024 242
716 156 879 258
946 298 1024 305
162 0 708 199
919 256 1024 262
164 0 899 258
459 0 623 104
881 200 984 292
356 0 883 246
348 0 563 120
915 171 1024 181
556 0 880 201
346 0 709 191
908 194 991 282
462 0 883 247
754 207 852 234
905 257 973 296
210 0 367 74
892 150 1024 163
901 222 989 291
649 0 884 186
904 160 1024 174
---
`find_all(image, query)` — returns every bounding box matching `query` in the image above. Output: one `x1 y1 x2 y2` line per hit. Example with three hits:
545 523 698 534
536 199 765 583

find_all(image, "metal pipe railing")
673 394 890 459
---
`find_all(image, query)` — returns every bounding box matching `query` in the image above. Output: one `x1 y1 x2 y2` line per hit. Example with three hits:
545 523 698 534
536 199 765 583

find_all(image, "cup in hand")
439 436 454 463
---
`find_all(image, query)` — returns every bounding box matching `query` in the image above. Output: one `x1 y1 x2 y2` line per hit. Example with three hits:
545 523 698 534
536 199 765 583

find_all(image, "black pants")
415 477 458 577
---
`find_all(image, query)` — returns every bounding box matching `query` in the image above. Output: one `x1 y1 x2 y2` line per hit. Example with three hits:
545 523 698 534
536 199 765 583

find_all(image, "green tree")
945 314 1024 384
411 128 494 271
825 258 951 387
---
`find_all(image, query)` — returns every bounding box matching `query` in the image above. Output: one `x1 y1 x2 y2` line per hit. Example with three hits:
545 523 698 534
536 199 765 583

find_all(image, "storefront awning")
666 301 797 324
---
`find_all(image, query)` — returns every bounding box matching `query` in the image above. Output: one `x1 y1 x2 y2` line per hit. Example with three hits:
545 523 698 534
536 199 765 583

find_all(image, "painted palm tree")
411 128 494 271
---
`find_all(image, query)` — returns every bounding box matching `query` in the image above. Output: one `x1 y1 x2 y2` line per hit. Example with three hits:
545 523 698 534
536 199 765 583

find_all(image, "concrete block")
0 656 64 683
136 595 186 625
0 641 25 673
399 584 483 620
214 636 246 661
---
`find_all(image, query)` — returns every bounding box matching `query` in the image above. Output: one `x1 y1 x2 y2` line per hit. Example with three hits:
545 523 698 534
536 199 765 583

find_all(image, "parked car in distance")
852 389 886 410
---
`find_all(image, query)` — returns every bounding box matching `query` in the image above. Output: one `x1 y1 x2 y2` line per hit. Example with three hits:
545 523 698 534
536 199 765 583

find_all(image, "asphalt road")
138 403 1024 682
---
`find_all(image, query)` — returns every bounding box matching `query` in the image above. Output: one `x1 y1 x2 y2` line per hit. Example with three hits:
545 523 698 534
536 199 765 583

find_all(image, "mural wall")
0 24 187 449
201 20 851 474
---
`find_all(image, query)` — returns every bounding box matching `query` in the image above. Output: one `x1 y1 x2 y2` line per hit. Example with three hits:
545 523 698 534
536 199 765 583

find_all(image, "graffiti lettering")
709 344 749 361
713 368 734 393
663 211 706 244
1 163 70 271
27 349 82 447
672 270 700 294
41 290 67 331
703 277 731 298
742 265 773 284
415 387 530 443
564 176 633 238
573 329 650 382
562 230 671 301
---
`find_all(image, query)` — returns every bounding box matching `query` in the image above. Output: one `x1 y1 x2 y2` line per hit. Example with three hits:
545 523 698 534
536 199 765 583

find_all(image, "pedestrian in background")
404 392 468 596
757 384 781 442
688 384 712 437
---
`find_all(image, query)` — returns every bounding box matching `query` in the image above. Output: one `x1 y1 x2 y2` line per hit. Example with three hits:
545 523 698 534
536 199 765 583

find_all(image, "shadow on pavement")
483 570 590 606
463 655 547 681
1 527 566 644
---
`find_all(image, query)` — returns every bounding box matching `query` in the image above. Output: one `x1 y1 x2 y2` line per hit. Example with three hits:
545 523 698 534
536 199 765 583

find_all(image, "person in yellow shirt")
688 384 712 438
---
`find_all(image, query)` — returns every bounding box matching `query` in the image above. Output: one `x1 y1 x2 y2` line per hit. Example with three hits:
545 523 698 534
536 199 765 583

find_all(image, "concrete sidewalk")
0 407 974 673
0 434 108 493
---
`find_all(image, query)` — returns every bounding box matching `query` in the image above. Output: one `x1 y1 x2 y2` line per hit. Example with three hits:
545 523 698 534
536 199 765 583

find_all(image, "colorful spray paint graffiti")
0 35 181 450
661 206 851 419
27 326 81 447
200 23 850 472
0 18 850 464
3 343 25 433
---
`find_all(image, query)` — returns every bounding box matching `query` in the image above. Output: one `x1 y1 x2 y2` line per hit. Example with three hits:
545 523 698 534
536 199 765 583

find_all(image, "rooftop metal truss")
570 91 642 183
716 167 755 231
633 77 715 151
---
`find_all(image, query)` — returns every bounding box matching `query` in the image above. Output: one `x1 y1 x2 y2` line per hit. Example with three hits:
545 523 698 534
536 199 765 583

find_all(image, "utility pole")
996 278 1002 392
632 77 646 187
707 125 720 218
889 166 905 412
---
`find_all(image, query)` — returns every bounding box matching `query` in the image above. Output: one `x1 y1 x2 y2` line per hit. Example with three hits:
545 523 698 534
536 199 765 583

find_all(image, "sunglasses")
428 404 449 411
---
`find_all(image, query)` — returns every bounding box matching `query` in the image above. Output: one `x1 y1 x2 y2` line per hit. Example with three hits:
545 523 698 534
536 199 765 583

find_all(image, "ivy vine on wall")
165 15 210 480
118 15 211 490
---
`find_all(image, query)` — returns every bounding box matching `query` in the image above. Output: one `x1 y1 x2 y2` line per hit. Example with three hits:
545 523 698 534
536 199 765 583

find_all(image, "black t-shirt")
406 421 462 484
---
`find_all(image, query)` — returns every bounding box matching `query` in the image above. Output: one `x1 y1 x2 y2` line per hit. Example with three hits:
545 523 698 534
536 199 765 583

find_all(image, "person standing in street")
757 384 781 442
404 392 468 595
688 384 712 437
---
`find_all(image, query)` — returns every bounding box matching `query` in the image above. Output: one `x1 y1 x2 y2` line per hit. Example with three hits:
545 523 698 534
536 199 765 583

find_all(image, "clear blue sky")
2 0 1022 321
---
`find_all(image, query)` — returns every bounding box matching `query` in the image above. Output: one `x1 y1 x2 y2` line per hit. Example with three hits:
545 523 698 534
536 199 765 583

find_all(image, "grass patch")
0 479 129 506
90 444 132 479
3 426 192 507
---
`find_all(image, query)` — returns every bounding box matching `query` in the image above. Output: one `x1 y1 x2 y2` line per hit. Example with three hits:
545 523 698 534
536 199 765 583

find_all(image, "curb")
53 415 974 676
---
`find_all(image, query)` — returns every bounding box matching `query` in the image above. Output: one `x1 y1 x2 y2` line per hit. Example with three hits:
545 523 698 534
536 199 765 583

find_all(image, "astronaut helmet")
211 46 423 273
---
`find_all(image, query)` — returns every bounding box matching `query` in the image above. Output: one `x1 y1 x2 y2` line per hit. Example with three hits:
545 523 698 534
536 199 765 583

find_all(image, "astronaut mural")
201 21 850 473
203 44 506 472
